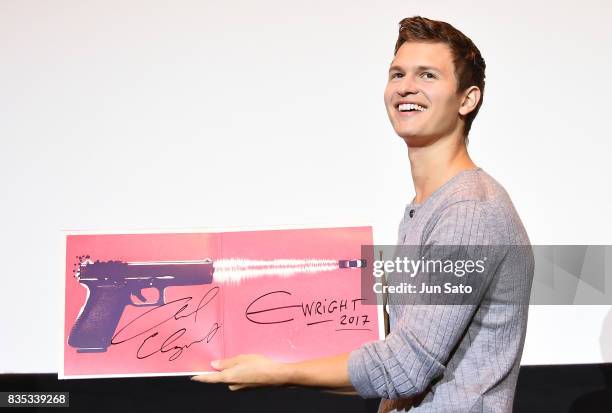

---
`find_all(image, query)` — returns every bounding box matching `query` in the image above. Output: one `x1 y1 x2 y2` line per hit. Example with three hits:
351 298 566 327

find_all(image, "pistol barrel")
338 259 367 269
124 260 214 285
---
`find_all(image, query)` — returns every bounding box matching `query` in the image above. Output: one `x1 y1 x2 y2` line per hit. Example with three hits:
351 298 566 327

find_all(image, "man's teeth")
398 103 427 112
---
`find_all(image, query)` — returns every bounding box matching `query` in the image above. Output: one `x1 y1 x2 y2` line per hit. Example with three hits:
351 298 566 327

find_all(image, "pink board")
61 226 382 378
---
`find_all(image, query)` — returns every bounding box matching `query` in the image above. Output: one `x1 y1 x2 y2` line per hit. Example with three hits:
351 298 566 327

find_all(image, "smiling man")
192 16 534 413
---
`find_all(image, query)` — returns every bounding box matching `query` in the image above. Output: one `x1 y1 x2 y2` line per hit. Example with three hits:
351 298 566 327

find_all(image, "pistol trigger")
157 287 165 305
133 289 148 303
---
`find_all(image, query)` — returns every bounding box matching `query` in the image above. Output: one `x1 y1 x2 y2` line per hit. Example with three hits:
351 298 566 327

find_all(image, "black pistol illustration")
68 257 214 353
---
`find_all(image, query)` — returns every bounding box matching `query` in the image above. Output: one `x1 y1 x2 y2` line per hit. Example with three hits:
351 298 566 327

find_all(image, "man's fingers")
191 354 261 385
212 355 243 370
229 383 260 391
191 372 225 383
191 376 255 390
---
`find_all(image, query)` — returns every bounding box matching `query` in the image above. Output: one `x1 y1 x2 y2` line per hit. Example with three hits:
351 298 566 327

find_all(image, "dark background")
1 364 611 412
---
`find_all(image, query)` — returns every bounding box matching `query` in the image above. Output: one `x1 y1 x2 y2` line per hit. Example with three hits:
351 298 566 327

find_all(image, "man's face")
384 41 466 144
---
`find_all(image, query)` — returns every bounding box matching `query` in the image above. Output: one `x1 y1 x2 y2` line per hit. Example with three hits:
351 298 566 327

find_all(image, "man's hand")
191 354 289 391
191 352 354 392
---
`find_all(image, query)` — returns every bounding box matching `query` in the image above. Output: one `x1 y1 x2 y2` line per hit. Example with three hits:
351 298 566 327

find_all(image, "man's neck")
407 134 476 205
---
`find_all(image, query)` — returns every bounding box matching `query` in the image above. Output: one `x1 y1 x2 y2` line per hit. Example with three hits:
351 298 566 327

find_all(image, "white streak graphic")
212 258 341 283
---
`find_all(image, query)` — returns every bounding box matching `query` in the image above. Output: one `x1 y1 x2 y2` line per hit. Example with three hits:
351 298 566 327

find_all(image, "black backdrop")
1 364 612 412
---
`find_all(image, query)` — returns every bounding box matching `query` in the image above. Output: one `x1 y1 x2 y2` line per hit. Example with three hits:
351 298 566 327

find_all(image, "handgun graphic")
68 257 215 353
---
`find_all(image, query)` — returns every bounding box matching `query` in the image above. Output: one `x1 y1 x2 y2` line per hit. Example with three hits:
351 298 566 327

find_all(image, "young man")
193 16 534 413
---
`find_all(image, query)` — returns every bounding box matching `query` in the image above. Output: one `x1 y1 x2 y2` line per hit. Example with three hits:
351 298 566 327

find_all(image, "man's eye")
391 72 403 79
420 72 436 79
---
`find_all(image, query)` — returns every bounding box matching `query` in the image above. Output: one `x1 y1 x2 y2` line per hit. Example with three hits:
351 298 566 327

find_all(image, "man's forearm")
282 352 354 389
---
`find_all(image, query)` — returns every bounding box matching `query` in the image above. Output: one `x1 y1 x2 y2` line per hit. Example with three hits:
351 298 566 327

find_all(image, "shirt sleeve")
347 200 509 399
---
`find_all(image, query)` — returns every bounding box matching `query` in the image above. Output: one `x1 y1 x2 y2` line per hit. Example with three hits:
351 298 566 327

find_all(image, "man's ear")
459 86 481 116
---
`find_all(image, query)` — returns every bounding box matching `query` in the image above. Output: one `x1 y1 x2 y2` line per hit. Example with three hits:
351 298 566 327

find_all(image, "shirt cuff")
347 345 380 398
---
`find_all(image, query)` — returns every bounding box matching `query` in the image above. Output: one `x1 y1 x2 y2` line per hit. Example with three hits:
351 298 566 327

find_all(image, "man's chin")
396 132 436 148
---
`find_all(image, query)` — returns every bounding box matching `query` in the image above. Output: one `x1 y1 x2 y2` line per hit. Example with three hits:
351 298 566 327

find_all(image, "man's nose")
397 77 418 96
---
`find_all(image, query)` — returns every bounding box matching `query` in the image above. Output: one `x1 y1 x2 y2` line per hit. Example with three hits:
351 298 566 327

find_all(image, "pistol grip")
68 284 131 353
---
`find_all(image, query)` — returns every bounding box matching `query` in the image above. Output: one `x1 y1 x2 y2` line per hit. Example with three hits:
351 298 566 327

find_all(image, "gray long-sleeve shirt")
348 167 534 412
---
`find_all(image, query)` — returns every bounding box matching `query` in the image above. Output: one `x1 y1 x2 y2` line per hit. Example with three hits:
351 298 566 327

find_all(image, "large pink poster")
61 226 382 379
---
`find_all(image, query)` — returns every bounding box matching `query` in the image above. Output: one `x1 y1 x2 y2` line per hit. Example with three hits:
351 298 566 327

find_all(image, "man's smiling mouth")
398 103 427 112
396 102 428 118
